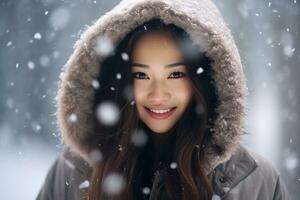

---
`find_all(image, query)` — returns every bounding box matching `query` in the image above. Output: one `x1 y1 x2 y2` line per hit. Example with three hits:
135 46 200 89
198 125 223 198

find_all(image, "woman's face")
131 31 193 134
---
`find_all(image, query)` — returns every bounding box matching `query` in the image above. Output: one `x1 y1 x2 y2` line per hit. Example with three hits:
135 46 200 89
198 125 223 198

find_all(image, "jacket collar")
62 148 93 175
210 145 258 197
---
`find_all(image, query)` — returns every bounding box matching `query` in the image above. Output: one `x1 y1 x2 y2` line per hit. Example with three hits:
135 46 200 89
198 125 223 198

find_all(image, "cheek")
133 82 145 102
172 81 192 100
175 90 192 105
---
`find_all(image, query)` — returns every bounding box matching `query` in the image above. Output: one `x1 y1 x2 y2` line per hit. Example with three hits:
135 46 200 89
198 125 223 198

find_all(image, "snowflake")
142 187 151 195
79 180 90 189
94 35 115 57
196 67 204 74
68 113 77 123
116 73 122 80
34 33 42 40
49 7 71 30
91 79 100 89
6 41 12 47
131 129 148 147
88 149 103 164
121 52 129 61
170 162 177 169
102 173 126 196
96 101 120 126
27 61 35 70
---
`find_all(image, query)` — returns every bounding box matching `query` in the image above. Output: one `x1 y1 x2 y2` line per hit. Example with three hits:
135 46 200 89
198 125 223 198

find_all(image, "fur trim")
56 0 248 175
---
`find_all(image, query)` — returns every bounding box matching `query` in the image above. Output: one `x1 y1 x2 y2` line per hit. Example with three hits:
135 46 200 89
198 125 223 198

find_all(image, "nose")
147 81 171 104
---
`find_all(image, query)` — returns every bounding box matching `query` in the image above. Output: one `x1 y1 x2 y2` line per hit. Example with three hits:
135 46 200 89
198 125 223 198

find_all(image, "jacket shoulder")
217 145 291 200
246 149 291 200
36 148 91 200
247 149 280 182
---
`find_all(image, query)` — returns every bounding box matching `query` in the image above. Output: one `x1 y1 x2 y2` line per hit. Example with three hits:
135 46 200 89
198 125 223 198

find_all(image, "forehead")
131 31 184 63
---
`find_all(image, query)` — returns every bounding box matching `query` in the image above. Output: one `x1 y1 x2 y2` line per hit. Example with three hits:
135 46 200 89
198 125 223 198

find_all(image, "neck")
150 131 173 151
141 122 175 169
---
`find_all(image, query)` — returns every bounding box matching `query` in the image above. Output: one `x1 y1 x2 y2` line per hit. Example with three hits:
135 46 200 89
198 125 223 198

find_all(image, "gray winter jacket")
36 0 291 199
36 145 290 200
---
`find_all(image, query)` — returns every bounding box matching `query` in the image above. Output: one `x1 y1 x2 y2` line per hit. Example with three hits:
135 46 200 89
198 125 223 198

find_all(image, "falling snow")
170 162 177 169
67 113 77 123
34 33 42 40
102 173 126 196
1 1 299 199
39 55 50 67
88 149 103 164
53 50 60 59
31 121 41 132
49 7 70 30
94 36 115 57
116 73 122 80
121 52 129 61
6 41 12 47
212 194 221 200
196 67 204 74
27 61 35 70
142 187 151 195
78 180 90 189
6 98 14 109
131 129 148 147
283 45 295 57
96 101 120 126
91 79 100 89
284 152 299 172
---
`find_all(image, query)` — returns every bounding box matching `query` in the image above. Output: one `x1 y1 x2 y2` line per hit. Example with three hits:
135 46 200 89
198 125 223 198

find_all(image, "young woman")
37 0 290 200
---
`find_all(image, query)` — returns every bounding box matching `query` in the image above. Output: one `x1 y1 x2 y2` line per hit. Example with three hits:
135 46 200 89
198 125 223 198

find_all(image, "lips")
144 106 176 120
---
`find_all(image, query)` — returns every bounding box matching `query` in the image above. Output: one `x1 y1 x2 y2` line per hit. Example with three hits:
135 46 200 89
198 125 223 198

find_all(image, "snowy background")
0 0 299 199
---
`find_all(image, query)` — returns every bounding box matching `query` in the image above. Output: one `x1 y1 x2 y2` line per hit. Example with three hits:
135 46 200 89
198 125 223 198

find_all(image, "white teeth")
149 108 171 114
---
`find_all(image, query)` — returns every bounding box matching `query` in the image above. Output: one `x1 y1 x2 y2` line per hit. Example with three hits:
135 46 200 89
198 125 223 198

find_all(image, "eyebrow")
131 62 185 68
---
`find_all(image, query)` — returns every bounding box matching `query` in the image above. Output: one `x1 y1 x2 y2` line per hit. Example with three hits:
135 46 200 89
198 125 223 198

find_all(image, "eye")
131 71 186 80
131 72 149 79
169 71 186 79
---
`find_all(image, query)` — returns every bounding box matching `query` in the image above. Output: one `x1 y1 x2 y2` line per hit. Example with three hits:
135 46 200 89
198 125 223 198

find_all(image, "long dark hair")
87 18 218 200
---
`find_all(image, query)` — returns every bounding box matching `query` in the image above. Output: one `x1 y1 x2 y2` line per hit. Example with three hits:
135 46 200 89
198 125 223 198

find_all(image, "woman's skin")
131 31 193 134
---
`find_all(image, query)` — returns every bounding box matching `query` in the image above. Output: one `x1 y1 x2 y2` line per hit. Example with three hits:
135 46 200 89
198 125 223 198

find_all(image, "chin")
145 124 173 134
151 129 169 134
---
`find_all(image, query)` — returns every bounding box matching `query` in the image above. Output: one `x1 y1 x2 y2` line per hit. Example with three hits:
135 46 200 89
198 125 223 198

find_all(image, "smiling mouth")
144 106 176 120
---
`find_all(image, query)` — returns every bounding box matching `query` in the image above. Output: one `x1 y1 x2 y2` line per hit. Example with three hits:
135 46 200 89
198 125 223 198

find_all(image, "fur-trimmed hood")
56 0 248 175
